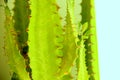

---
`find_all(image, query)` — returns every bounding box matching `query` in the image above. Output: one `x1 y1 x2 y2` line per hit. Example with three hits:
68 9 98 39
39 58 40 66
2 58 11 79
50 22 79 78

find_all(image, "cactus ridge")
3 4 30 80
57 7 77 78
81 0 93 79
28 0 67 80
81 0 99 79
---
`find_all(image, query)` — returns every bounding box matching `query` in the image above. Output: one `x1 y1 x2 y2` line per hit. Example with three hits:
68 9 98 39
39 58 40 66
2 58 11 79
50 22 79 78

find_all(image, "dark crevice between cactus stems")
20 45 32 80
12 0 32 79
81 0 95 79
11 72 20 80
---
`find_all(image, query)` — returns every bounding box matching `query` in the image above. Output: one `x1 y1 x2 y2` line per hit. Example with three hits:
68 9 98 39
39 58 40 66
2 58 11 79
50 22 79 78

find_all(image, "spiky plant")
0 0 99 80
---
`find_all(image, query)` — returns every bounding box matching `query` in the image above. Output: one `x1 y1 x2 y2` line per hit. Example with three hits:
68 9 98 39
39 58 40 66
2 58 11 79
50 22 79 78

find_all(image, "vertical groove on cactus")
13 0 32 79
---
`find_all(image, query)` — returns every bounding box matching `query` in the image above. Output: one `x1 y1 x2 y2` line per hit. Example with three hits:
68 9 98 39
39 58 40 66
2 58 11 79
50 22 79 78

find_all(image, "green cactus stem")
0 0 100 80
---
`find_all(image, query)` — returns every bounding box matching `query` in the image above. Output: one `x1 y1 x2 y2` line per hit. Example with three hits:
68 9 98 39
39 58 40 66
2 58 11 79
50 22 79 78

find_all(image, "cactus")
0 0 99 80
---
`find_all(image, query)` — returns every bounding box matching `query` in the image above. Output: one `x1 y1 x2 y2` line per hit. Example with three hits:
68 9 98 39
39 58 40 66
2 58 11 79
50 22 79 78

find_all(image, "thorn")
87 51 94 54
27 40 30 42
10 29 14 32
2 46 5 49
56 5 60 11
57 55 63 58
56 35 59 38
89 34 94 37
11 32 17 36
90 59 95 62
69 75 74 79
55 24 59 27
77 45 81 49
88 42 93 46
28 0 31 5
58 66 61 68
52 3 60 11
26 28 29 32
22 54 28 59
90 4 93 8
25 42 29 46
56 44 63 48
62 28 66 32
64 72 69 75
28 15 31 18
89 26 94 28
87 66 93 70
90 15 93 19
60 17 63 20
53 11 58 14
71 63 74 66
26 5 30 8
3 36 6 39
15 41 19 47
56 41 64 44
91 72 96 75
79 2 82 6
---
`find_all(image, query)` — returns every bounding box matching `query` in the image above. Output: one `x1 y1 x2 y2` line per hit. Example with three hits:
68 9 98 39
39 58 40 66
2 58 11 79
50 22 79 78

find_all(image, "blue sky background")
95 0 120 80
